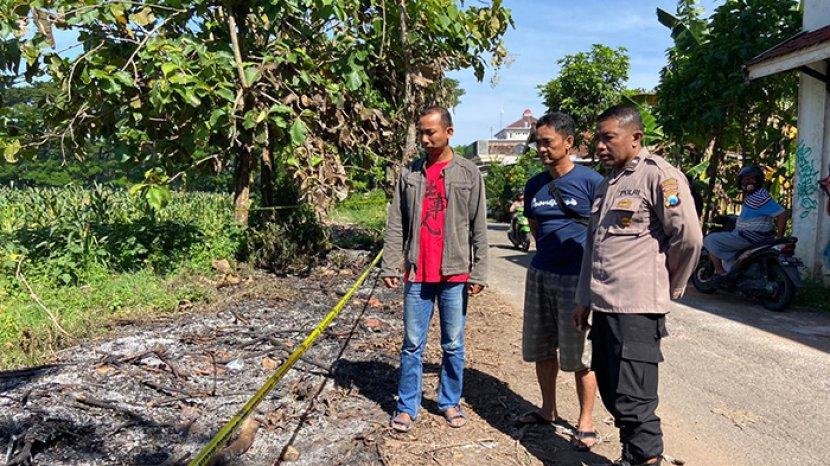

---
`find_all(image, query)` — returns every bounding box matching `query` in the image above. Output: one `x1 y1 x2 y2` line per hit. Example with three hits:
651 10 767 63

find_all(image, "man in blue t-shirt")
515 112 604 451
703 165 788 276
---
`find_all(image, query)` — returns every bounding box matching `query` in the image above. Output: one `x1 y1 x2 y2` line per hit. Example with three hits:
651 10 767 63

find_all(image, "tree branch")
120 14 179 78
15 257 70 337
226 5 249 89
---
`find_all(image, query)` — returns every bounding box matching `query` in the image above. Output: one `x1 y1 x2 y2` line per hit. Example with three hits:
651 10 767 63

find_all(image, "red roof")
504 114 537 129
748 24 830 66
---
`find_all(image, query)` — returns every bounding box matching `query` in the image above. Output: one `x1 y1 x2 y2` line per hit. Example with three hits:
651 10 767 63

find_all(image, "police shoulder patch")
661 178 680 207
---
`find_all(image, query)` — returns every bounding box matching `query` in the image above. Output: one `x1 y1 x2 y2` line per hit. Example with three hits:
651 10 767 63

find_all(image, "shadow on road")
332 359 611 465
678 290 830 354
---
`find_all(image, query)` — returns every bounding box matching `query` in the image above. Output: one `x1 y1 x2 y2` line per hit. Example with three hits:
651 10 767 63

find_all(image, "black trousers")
590 311 667 463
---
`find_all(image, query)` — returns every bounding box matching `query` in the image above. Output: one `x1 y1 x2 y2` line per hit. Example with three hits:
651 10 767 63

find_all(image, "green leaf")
255 109 268 123
3 139 21 163
128 183 145 196
209 108 226 127
113 70 134 87
271 116 288 128
244 66 261 86
242 110 257 129
290 118 308 146
345 70 362 91
184 90 201 107
215 87 236 102
161 62 178 77
269 104 292 114
145 185 171 211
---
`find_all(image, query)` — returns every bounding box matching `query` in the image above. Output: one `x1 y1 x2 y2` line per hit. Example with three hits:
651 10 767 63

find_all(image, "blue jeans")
397 282 468 418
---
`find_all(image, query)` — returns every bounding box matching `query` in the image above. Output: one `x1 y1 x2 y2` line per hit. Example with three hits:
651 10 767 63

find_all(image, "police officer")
573 105 702 466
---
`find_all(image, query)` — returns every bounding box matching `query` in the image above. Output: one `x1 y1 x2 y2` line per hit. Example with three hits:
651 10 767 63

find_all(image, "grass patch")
795 279 830 312
331 190 387 231
0 268 218 369
330 190 387 248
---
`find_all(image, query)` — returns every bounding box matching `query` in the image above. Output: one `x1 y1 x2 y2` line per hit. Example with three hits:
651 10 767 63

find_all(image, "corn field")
1 185 242 285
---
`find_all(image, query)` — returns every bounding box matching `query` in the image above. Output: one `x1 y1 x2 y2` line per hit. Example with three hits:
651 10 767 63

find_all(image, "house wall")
805 0 830 31
794 2 830 278
793 62 829 277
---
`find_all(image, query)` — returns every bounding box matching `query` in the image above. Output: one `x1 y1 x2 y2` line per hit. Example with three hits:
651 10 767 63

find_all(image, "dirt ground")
1 247 626 466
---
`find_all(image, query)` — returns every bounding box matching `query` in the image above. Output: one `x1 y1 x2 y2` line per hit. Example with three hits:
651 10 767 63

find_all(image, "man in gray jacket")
382 106 488 432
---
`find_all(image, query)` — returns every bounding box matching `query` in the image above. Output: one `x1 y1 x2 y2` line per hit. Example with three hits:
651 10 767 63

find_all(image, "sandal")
442 406 467 428
570 430 601 452
389 412 413 432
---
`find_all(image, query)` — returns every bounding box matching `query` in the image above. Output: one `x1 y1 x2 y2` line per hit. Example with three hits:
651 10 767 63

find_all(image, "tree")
655 0 800 221
0 0 512 225
484 149 543 220
538 44 629 147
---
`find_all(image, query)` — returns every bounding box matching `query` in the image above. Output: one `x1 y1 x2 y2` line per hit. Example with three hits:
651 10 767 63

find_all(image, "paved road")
486 222 830 465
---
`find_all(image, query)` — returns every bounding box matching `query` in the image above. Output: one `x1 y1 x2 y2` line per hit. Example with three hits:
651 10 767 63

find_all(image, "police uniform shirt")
575 148 703 314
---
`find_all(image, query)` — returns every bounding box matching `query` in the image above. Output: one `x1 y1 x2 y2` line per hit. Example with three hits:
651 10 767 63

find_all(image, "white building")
465 109 537 167
747 0 830 278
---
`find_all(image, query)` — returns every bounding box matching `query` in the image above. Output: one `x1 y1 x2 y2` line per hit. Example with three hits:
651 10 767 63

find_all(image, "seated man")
703 166 788 276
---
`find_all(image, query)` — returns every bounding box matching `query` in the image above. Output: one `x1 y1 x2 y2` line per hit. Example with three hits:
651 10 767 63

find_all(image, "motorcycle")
691 215 802 311
508 207 532 251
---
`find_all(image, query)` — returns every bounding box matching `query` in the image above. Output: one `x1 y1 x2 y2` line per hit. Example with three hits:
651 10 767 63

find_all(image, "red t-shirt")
408 160 469 283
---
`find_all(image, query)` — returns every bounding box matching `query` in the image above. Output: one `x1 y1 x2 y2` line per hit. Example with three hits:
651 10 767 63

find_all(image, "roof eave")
747 33 830 80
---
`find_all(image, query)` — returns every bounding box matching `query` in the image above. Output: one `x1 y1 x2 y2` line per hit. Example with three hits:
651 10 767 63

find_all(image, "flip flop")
442 406 467 428
389 412 413 432
570 430 601 452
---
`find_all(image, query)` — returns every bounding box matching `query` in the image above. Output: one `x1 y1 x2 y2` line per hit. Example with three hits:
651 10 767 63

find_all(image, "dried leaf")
261 356 279 371
282 445 300 462
411 74 434 88
94 364 117 376
32 9 55 48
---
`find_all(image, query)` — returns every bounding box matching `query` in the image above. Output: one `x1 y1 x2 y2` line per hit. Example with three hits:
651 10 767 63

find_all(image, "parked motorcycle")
692 215 802 311
508 207 531 251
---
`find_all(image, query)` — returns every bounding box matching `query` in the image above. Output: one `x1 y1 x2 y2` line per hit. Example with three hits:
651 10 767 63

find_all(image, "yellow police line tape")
187 249 384 466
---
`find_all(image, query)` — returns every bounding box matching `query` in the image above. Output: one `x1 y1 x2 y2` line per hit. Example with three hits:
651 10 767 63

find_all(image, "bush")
244 206 331 274
485 151 544 221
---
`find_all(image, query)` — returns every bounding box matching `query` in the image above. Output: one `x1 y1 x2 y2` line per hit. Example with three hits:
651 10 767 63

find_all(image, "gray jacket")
381 155 489 285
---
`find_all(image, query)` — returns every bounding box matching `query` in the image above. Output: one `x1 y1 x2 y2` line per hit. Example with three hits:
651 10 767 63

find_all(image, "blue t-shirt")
524 165 604 275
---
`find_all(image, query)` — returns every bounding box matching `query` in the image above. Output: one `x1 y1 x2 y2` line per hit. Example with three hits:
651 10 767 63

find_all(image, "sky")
448 0 723 145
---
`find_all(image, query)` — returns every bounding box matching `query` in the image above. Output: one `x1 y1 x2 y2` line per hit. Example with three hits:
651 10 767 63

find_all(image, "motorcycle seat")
733 236 797 263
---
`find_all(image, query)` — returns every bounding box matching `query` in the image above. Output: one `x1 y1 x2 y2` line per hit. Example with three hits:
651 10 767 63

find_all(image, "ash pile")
1 249 404 466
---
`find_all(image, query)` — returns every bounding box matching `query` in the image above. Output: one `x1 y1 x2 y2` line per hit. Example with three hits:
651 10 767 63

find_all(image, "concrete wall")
804 0 830 31
792 1 830 278
793 61 830 278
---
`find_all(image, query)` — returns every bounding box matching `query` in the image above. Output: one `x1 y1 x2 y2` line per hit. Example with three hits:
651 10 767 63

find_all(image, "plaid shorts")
522 267 591 371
